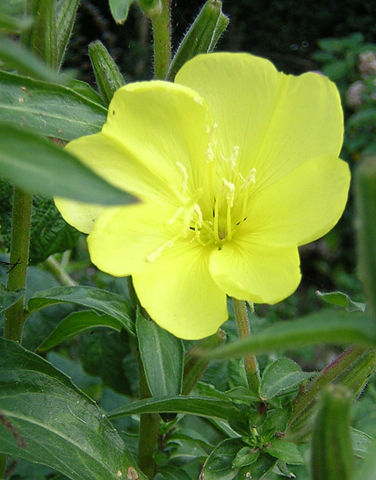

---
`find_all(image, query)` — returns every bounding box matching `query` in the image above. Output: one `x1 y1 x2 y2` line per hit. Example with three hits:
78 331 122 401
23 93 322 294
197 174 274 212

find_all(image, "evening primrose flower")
55 53 350 340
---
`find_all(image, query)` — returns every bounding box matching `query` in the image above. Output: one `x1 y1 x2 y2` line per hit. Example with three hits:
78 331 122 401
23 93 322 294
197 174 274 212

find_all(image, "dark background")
68 0 376 81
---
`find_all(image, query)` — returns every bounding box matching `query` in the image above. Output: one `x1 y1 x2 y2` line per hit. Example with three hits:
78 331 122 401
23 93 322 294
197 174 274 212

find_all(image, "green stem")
44 256 77 286
4 188 32 342
0 453 6 479
289 345 366 426
232 298 260 393
137 363 160 478
150 0 171 78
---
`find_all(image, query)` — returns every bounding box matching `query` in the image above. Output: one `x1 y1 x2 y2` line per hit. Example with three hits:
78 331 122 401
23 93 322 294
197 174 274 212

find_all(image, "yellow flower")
55 53 350 340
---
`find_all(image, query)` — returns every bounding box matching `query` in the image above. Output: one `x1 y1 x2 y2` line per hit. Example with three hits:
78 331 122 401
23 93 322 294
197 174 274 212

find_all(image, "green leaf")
201 310 376 360
0 337 147 480
38 310 124 351
28 0 57 69
28 285 134 335
311 385 353 480
354 439 376 480
317 290 366 312
201 437 244 480
0 70 106 141
232 446 259 469
109 0 133 24
0 123 133 205
265 438 304 465
352 428 373 459
0 12 32 33
109 395 242 421
56 0 80 69
260 358 314 400
66 78 106 106
0 285 24 314
0 36 61 83
136 310 184 397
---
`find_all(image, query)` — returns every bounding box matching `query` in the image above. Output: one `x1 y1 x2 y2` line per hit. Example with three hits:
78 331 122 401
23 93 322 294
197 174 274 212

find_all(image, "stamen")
222 178 235 207
229 145 240 170
146 238 176 263
241 168 257 189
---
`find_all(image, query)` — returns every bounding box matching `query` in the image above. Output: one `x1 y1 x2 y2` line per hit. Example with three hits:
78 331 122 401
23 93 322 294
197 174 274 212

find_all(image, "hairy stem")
151 0 171 78
4 188 32 342
232 298 260 393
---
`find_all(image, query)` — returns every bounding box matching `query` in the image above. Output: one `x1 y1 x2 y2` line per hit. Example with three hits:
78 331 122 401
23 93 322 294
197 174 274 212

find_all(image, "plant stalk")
0 453 6 480
4 188 32 342
45 256 77 286
232 298 260 393
137 363 160 478
150 0 171 78
289 345 366 427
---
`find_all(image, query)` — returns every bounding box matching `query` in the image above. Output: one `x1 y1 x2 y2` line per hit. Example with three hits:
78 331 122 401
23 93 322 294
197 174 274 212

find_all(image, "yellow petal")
176 53 343 189
54 197 106 234
63 132 177 205
209 240 301 304
133 243 228 340
103 81 213 198
244 155 351 247
87 203 181 276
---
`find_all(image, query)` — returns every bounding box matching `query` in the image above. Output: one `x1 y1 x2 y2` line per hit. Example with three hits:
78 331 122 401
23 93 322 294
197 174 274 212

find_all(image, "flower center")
145 144 256 263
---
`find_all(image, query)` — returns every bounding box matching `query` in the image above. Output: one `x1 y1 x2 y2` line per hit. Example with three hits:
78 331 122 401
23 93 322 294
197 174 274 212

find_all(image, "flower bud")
88 40 126 104
167 0 229 80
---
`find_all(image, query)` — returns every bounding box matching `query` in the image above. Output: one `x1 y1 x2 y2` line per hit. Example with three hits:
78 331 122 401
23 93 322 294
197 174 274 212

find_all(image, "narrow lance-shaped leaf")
0 12 32 33
0 124 134 206
311 385 354 480
167 0 229 80
200 310 376 360
136 310 184 397
56 0 80 70
28 285 134 335
109 395 242 421
89 40 126 104
28 0 57 69
355 156 376 320
0 36 61 83
0 70 106 141
38 310 124 351
0 337 148 480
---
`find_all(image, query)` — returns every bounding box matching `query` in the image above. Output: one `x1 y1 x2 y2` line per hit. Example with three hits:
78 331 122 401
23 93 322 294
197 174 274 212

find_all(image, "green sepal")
56 0 80 70
182 329 226 394
28 0 58 69
355 156 376 321
311 385 354 480
167 0 229 80
88 40 126 104
109 0 133 24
